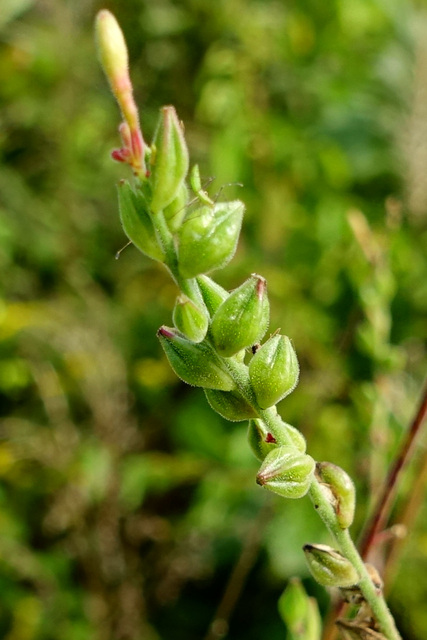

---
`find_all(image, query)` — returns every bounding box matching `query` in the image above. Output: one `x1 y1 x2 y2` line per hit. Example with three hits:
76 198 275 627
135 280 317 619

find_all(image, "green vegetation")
1 1 427 639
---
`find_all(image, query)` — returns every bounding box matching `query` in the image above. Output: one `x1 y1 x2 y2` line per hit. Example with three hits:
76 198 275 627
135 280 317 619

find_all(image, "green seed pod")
315 462 356 529
157 326 235 391
117 180 164 261
247 420 278 461
205 389 257 422
303 544 359 588
256 446 315 499
177 201 244 279
172 295 209 343
150 106 189 213
196 275 229 317
249 335 299 409
278 578 322 640
163 183 189 232
211 274 270 357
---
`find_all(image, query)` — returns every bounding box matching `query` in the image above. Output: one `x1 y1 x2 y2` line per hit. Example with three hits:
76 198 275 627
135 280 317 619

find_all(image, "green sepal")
172 295 209 343
177 201 244 278
249 335 299 409
205 389 257 422
315 462 356 529
163 183 189 233
196 275 229 317
157 326 235 390
211 274 270 357
247 419 278 461
117 180 164 261
150 106 189 213
303 544 359 588
256 446 315 499
278 578 322 640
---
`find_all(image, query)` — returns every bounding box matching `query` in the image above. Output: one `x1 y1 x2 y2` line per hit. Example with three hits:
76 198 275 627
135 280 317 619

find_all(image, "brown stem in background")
321 377 427 640
358 378 427 560
203 504 270 640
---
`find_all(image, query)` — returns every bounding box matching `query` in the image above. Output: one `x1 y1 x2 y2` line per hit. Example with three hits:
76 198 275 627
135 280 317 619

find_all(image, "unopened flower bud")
164 183 189 233
249 335 299 409
278 578 321 640
172 295 209 343
247 420 278 461
150 106 189 213
196 275 229 317
178 201 244 279
211 274 270 357
157 326 235 390
205 389 257 422
303 544 359 588
117 180 164 261
315 462 356 529
256 446 315 499
95 10 145 174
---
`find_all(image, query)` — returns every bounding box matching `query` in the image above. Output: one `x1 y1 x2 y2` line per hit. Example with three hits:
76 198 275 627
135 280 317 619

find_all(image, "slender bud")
157 326 235 390
278 578 321 640
303 544 359 588
172 295 209 343
256 446 315 499
178 201 244 279
117 180 164 261
196 275 229 317
315 462 356 529
247 420 278 461
95 10 145 174
249 335 299 409
150 106 189 213
164 183 189 233
205 389 257 422
211 274 270 357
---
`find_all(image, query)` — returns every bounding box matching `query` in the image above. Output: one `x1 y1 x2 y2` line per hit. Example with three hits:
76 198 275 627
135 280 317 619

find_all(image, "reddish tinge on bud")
95 10 146 175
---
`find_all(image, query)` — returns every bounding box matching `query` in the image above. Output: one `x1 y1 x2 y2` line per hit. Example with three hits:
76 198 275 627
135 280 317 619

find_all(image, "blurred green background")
1 0 427 638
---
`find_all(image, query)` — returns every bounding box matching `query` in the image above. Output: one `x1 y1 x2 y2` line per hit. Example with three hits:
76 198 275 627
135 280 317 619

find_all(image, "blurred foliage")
1 0 427 639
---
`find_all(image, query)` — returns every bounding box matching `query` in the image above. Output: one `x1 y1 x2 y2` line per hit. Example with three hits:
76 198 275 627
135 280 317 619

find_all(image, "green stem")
222 363 401 640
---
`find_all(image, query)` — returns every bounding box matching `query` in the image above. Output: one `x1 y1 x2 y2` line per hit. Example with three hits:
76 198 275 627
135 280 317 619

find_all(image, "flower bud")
172 295 209 343
117 180 164 261
205 389 257 422
157 326 235 390
315 462 356 529
247 420 278 461
211 274 270 357
249 335 299 409
196 275 229 317
163 183 189 233
256 446 315 499
278 578 321 640
95 10 145 174
150 106 189 213
303 544 359 588
177 201 244 279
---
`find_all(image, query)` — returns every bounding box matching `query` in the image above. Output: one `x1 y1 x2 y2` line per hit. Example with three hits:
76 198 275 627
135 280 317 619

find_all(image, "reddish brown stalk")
358 377 427 560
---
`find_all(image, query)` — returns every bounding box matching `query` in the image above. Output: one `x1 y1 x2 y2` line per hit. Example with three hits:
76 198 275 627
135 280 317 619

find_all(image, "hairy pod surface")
150 106 189 213
117 181 164 261
157 327 235 390
196 275 229 317
178 201 244 279
172 295 209 343
249 335 299 409
256 445 315 499
211 274 270 357
303 544 359 588
205 389 257 421
315 462 356 529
